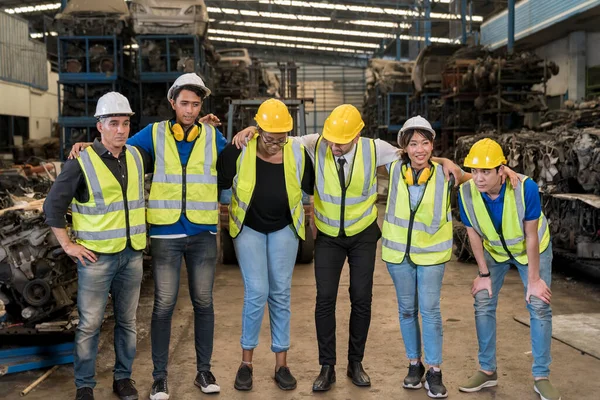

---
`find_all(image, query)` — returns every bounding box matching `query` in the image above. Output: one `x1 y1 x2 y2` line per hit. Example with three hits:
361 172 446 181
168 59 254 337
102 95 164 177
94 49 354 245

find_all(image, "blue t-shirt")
127 121 227 236
458 178 541 232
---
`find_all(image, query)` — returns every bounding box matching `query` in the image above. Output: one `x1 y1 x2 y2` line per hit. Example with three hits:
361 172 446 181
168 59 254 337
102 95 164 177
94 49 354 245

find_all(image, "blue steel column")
461 0 467 44
61 0 67 10
424 0 431 47
508 0 515 54
396 33 401 60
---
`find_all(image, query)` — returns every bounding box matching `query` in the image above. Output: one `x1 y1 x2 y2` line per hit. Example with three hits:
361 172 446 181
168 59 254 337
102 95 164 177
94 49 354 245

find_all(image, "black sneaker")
274 366 297 390
112 378 139 400
149 377 169 400
195 371 220 394
424 369 448 398
234 365 253 391
75 387 94 400
404 362 426 389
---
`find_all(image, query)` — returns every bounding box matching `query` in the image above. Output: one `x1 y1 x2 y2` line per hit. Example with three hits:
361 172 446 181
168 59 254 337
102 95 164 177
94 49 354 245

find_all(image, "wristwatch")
478 271 491 278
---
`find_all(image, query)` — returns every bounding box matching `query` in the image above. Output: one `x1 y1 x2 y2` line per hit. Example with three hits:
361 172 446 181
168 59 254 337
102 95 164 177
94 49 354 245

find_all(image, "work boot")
424 369 448 398
403 362 426 389
195 371 220 394
458 370 498 392
75 387 94 400
112 378 138 400
234 365 253 391
347 361 371 387
312 365 336 392
534 379 561 400
149 377 169 400
274 366 297 390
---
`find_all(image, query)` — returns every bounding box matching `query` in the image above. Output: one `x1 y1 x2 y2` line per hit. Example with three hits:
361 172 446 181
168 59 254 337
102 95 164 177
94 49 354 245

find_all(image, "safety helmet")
254 98 293 133
94 92 134 118
463 138 507 169
397 115 436 145
167 73 211 101
322 104 364 144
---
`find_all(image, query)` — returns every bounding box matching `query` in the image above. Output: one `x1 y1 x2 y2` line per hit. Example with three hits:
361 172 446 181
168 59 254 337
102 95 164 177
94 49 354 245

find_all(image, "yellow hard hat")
322 104 364 144
254 98 293 133
464 138 507 169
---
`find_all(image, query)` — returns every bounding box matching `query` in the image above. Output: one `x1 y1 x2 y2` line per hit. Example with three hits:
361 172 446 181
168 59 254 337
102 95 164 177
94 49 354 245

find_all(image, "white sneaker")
195 371 221 394
149 377 169 400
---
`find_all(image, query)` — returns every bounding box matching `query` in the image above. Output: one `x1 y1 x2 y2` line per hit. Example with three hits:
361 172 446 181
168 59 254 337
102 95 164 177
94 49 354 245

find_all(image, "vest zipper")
182 164 187 215
120 160 131 246
406 180 428 262
482 194 516 260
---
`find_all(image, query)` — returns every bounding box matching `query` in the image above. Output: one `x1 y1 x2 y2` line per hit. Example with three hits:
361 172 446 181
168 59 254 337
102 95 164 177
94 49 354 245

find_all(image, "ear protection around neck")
170 121 200 142
402 163 433 186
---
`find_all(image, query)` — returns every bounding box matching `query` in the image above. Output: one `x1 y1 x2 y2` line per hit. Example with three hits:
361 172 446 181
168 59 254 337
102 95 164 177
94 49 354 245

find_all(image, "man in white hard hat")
71 73 227 398
45 92 152 400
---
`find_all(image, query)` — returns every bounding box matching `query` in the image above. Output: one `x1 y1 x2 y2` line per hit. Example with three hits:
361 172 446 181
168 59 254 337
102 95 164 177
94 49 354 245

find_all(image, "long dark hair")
399 129 435 164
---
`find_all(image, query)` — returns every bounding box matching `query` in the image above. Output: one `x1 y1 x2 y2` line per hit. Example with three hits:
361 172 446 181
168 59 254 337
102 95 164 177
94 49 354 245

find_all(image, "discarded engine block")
0 209 78 331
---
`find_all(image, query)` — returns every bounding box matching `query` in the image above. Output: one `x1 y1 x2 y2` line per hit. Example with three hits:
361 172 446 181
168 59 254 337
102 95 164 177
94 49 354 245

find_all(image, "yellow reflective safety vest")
459 174 551 264
382 161 453 265
71 145 146 253
147 121 218 225
229 135 306 239
313 137 377 237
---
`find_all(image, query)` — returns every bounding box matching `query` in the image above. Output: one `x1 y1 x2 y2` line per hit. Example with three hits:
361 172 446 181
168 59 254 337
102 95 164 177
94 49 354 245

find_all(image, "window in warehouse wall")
0 115 29 152
297 64 366 135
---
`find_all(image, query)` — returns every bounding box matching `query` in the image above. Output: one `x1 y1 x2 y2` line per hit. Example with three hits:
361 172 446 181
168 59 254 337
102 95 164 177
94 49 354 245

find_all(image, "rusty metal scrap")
454 127 600 195
0 208 78 332
541 99 600 129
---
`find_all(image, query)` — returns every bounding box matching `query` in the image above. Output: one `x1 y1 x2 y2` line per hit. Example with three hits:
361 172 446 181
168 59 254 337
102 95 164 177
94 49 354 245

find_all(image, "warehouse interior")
0 0 600 399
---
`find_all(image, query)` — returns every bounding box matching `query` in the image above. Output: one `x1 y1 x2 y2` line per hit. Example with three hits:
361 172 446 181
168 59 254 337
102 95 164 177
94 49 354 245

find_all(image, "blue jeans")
475 244 553 377
386 260 445 366
150 232 217 379
233 225 298 353
75 247 143 389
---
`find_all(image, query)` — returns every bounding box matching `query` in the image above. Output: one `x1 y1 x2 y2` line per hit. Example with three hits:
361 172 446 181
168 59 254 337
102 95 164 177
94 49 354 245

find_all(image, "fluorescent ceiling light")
207 6 331 21
256 1 483 22
4 3 60 14
30 31 58 38
209 28 378 48
217 20 457 43
348 20 411 29
211 36 370 55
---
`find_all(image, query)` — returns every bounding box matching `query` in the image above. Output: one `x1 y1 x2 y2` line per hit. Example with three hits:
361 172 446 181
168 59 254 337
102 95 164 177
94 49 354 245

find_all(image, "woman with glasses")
217 98 314 392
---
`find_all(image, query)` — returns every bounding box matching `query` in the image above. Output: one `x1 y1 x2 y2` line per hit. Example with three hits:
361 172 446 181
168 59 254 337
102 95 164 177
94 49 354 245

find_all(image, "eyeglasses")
260 134 288 147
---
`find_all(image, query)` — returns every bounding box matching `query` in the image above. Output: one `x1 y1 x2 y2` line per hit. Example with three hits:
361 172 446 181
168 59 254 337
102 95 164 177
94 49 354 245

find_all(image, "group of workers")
43 72 560 400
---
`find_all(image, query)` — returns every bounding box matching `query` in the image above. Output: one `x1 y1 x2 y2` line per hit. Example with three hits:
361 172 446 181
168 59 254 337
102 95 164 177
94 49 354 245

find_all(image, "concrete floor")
3 214 600 399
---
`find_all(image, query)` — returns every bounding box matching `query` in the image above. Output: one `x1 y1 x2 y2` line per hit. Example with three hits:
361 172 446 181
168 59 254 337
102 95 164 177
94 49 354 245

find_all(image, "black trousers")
314 221 381 366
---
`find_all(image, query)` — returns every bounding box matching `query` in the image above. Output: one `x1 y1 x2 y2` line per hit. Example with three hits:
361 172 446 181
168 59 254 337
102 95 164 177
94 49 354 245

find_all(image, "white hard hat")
167 73 211 101
94 92 134 118
397 115 436 144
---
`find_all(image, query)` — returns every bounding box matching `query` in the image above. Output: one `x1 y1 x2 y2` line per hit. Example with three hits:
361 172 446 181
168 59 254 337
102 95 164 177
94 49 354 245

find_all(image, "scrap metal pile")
0 164 56 210
453 127 600 194
0 164 81 334
541 99 600 129
452 127 600 270
0 209 78 333
363 59 414 136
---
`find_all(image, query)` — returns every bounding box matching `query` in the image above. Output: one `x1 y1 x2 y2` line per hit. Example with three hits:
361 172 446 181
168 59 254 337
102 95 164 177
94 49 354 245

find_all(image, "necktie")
337 157 347 237
337 157 347 190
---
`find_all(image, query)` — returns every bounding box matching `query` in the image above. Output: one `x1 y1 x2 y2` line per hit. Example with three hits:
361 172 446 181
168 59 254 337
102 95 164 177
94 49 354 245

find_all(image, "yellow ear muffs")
185 125 199 142
403 164 432 186
171 123 199 142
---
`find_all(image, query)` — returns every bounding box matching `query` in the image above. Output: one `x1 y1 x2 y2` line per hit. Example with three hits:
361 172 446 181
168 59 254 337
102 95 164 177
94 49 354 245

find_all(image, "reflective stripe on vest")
381 161 453 265
71 145 146 253
147 121 218 225
313 137 378 237
229 136 306 239
459 174 550 264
